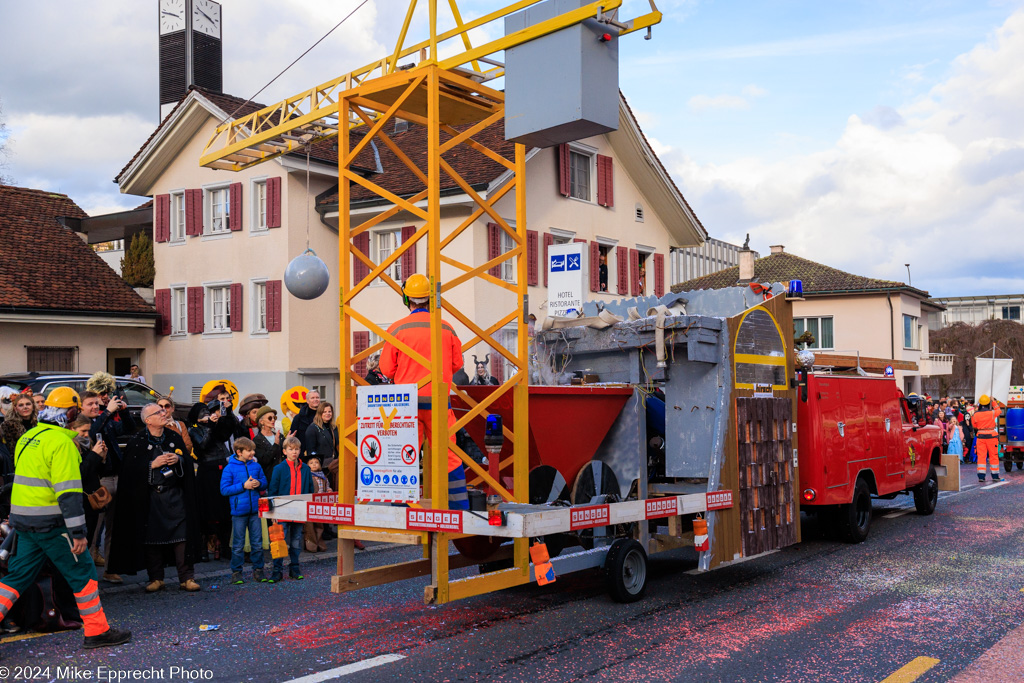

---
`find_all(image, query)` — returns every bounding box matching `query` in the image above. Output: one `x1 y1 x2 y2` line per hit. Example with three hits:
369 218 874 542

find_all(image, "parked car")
0 373 166 449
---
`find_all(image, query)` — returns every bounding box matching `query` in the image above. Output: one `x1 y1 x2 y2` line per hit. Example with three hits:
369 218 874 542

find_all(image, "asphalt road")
3 463 1023 683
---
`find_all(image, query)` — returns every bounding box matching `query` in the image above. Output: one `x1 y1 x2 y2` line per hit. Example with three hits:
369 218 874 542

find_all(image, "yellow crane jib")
198 0 661 171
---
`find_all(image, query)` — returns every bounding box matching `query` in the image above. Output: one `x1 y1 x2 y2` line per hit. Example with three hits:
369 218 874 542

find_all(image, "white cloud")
666 10 1024 297
688 94 750 112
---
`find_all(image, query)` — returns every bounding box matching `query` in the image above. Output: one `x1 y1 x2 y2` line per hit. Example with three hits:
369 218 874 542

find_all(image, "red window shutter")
154 194 169 242
267 177 282 228
629 249 640 297
490 352 504 383
487 223 502 278
596 155 614 208
543 233 555 286
229 182 243 231
353 331 370 377
353 232 370 285
654 253 665 298
589 241 601 293
557 144 571 197
616 246 629 295
230 283 243 331
184 190 197 236
400 225 416 279
187 287 203 333
155 288 171 335
267 280 283 332
526 230 538 286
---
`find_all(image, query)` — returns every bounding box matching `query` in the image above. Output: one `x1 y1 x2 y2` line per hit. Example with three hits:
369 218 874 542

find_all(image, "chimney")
770 244 785 255
738 247 755 282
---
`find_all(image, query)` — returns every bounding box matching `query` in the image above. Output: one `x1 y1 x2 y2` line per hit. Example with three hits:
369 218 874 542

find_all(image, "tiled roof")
0 185 155 315
114 87 339 184
317 121 516 208
671 250 931 298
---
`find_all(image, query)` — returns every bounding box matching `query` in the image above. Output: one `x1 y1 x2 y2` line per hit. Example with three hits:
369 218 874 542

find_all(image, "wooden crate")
938 453 961 492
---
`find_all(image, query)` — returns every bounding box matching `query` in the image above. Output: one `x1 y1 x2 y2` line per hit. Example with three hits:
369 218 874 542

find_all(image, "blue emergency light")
788 279 804 299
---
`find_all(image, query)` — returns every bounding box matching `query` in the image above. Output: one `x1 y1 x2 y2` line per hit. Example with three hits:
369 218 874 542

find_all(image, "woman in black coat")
186 401 232 560
304 402 338 464
107 406 204 589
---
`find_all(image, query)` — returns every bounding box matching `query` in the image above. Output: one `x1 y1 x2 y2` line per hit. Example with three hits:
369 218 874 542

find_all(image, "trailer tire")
1005 459 1013 473
605 539 648 603
1017 461 1023 471
840 479 872 543
913 465 938 515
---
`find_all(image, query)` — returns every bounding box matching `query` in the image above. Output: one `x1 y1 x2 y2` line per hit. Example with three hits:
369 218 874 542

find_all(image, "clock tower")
159 0 223 120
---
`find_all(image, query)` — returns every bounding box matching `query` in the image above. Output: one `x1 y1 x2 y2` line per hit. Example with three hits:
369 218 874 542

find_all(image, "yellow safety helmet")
979 394 991 406
44 386 81 409
403 274 430 305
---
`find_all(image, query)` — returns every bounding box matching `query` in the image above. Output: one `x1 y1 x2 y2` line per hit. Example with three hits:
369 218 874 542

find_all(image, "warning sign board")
357 385 420 502
406 508 463 533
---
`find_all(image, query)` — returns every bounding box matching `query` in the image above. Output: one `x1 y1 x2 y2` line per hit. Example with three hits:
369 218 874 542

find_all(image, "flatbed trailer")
260 288 802 604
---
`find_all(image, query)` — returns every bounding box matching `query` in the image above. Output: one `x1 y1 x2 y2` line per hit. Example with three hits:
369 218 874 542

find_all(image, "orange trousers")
976 437 1000 478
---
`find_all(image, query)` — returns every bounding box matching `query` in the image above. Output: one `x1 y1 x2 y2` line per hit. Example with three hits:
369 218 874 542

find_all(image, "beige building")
115 86 707 403
673 245 953 394
0 185 156 377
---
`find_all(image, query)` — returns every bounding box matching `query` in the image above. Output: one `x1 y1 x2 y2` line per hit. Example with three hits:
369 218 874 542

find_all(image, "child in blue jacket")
220 437 268 584
268 436 313 581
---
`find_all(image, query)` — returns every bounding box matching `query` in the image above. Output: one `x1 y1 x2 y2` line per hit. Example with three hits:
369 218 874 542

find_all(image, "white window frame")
250 278 268 336
595 237 618 294
371 228 403 285
170 284 187 337
794 316 834 350
250 178 268 234
550 228 575 245
567 142 597 204
500 229 517 284
204 281 232 335
903 314 920 350
169 189 186 243
636 244 655 297
203 182 232 236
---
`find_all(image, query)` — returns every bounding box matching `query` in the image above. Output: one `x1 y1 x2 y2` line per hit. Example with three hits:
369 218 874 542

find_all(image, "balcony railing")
920 353 954 376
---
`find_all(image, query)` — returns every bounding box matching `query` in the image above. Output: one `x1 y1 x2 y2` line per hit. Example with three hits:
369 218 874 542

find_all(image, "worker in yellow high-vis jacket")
0 387 130 650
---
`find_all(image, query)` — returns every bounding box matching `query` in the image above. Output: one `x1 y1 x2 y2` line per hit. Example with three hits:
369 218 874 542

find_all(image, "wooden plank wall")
709 294 801 569
736 397 797 556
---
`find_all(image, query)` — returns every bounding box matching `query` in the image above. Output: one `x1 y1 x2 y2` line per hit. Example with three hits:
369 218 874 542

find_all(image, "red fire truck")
797 373 943 542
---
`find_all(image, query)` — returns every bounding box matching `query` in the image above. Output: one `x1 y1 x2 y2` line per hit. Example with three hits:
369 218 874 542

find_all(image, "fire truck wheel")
913 466 938 515
605 539 648 603
840 479 872 543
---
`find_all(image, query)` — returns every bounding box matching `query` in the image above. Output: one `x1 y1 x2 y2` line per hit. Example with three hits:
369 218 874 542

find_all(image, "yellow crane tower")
200 0 662 605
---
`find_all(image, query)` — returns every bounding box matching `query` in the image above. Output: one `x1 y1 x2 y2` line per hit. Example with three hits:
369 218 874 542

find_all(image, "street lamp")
905 263 912 286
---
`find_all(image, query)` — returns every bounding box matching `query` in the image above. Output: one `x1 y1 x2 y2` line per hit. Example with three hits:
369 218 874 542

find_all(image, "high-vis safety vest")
11 424 88 538
972 407 1000 438
380 309 464 401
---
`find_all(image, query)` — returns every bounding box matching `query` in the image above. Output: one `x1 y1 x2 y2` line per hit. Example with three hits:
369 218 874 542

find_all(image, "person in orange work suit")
378 274 469 510
972 394 1002 483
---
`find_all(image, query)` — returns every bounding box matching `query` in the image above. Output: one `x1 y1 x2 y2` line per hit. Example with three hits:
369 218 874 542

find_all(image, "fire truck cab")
797 373 943 542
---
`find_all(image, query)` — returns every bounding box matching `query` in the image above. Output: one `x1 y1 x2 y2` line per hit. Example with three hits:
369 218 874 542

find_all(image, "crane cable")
220 0 372 125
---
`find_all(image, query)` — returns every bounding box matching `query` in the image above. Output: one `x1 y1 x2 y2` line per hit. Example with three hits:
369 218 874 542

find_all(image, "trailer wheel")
1005 459 1014 473
913 465 938 515
605 539 648 603
1017 461 1023 471
840 479 872 543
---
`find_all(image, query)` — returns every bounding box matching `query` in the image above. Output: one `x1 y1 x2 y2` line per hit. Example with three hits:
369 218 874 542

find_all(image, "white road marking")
883 509 914 519
281 655 407 682
982 481 1010 490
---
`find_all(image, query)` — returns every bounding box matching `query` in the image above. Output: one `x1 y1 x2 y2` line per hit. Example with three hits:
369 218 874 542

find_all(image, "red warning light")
599 33 612 42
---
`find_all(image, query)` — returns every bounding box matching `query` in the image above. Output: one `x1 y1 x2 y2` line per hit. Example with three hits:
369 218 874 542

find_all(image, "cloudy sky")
2 0 1023 297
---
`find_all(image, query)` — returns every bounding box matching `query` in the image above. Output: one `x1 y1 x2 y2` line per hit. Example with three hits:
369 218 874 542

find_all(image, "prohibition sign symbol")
401 444 418 465
360 435 382 464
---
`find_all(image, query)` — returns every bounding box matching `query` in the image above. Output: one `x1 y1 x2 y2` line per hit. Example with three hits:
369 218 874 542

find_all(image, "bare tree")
0 97 11 184
926 320 1024 396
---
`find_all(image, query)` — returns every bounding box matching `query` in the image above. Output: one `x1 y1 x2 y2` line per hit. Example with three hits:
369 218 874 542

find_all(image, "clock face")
193 0 222 38
159 0 185 34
